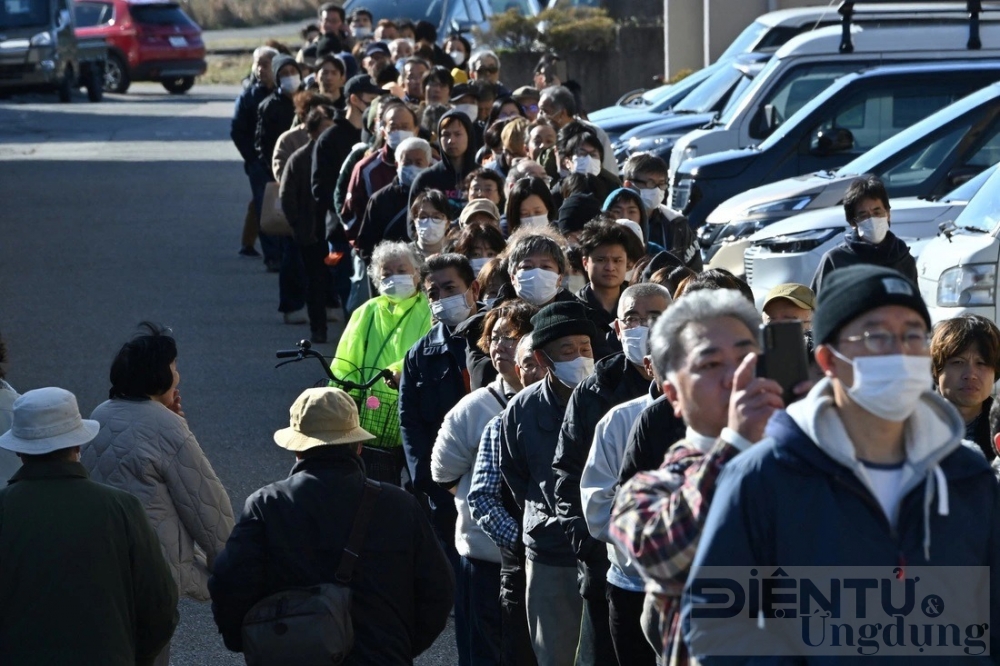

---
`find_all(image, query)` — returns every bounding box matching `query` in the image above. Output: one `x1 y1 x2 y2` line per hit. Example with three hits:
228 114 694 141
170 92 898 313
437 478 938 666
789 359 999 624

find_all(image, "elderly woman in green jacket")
331 240 432 482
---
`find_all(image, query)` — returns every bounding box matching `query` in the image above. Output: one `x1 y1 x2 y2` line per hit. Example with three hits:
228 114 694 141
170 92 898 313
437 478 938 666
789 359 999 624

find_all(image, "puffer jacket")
83 398 236 601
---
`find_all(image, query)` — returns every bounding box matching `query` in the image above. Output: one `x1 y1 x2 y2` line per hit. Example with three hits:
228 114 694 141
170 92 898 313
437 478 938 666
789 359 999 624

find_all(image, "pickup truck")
0 0 106 101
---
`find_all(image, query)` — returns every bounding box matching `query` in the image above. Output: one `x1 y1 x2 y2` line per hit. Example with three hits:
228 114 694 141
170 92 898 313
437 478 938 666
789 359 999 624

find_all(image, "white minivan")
668 18 1000 224
917 165 1000 324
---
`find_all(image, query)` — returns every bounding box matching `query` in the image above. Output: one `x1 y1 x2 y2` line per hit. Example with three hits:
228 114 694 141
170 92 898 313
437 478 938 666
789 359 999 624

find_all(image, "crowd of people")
3 3 1000 666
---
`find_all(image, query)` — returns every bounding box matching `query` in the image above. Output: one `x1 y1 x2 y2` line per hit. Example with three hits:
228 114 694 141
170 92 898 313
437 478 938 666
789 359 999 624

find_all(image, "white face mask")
380 274 417 301
520 213 549 229
454 103 478 122
470 256 490 274
431 290 473 327
351 26 372 38
386 129 414 150
830 349 931 421
639 186 666 211
572 155 601 176
448 50 466 66
856 216 889 244
279 74 301 95
547 354 595 388
514 268 561 306
565 274 587 294
398 164 426 187
620 325 649 366
416 217 447 244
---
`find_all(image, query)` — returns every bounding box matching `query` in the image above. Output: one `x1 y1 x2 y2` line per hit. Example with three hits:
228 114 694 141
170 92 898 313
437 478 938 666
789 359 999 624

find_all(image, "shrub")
475 9 538 51
480 6 616 54
183 0 317 29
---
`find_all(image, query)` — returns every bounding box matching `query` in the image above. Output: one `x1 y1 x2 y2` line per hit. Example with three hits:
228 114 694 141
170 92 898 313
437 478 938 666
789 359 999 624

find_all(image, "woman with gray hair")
330 240 432 482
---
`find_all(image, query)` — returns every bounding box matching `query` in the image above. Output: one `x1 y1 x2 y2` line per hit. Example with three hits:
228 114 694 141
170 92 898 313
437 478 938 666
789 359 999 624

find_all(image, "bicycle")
276 340 407 485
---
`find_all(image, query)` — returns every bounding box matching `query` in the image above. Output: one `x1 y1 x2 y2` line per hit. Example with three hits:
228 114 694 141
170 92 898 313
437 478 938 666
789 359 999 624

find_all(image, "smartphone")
757 321 810 405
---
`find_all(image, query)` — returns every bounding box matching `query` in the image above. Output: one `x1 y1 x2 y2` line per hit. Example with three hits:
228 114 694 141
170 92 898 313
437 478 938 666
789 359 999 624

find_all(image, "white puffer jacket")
82 398 235 601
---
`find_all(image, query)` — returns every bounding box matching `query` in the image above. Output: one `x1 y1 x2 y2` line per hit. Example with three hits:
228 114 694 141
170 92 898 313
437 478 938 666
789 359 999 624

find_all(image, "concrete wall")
663 0 830 77
499 25 665 110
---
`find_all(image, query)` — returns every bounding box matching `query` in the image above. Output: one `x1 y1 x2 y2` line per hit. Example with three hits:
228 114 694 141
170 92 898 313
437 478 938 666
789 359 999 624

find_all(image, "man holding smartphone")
681 265 1000 663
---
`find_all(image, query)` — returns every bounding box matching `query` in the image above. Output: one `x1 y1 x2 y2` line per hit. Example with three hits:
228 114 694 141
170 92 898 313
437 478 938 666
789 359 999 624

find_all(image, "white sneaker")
282 309 308 324
326 307 342 322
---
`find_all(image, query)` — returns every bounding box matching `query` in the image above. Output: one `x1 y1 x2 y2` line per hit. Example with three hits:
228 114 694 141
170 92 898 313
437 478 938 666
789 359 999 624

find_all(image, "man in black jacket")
210 387 454 665
231 45 277 260
552 282 672 666
811 174 918 293
410 109 478 211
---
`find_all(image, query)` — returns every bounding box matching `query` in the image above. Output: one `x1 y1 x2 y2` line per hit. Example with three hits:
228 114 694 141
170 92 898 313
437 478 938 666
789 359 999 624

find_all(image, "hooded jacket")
343 145 398 229
355 176 411 260
409 110 478 211
811 229 918 293
682 379 1000 663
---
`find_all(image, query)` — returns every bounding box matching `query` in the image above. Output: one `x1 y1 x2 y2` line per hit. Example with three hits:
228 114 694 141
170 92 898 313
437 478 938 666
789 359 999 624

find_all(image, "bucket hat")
274 387 375 452
0 387 99 454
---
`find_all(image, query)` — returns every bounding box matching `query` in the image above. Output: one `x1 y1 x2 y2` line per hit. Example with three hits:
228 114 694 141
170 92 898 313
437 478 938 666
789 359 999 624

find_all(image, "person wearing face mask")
622 152 701 270
356 137 432 261
410 109 479 212
538 86 615 174
406 189 452 262
506 175 556 234
664 266 1000 663
433 302 538 666
500 301 597 666
342 101 417 231
574 219 646 361
553 283 672 666
397 253 483 664
348 8 373 40
330 241 431 482
811 175 917 294
550 124 621 204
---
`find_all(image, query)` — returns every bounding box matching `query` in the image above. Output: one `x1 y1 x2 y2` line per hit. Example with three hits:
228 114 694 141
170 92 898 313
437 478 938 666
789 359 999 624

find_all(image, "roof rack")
837 1 992 53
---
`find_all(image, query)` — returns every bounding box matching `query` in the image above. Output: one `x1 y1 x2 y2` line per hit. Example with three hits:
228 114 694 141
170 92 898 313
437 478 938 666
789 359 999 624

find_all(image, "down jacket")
83 398 236 601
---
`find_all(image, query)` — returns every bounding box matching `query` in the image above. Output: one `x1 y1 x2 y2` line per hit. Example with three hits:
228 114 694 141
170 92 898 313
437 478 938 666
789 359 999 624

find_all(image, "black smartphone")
757 321 810 405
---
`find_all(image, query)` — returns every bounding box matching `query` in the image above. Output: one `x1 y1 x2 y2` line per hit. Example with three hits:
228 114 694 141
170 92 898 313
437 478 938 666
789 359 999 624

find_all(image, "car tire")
161 76 194 94
57 65 73 103
104 53 130 94
86 63 103 102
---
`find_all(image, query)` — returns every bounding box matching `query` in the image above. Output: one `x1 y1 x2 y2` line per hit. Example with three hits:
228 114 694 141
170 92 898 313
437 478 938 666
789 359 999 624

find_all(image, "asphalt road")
0 83 457 665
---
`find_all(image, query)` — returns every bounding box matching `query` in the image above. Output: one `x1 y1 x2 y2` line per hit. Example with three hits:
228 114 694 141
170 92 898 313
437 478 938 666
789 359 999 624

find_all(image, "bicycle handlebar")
275 340 393 391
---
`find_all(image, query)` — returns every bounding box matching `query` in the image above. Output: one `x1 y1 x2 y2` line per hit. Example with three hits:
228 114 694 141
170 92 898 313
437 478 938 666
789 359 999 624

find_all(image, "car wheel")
104 53 130 94
57 65 73 103
86 64 103 102
161 76 194 94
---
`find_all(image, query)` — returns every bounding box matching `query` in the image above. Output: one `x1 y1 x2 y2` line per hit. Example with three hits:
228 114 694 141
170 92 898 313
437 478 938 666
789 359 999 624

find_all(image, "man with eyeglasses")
469 50 511 97
553 283 672 666
675 265 1000 663
811 174 918 293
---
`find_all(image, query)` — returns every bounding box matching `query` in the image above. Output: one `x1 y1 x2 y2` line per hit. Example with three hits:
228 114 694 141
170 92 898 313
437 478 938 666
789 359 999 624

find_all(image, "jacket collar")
420 320 466 353
289 446 364 477
10 460 89 483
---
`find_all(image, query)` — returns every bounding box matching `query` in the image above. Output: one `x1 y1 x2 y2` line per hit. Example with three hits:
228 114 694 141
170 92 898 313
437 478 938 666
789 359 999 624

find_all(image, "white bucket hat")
0 387 100 455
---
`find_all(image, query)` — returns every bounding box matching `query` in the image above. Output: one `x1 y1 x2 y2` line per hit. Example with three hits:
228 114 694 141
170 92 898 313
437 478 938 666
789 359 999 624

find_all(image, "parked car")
689 61 1000 268
611 53 770 167
0 0 105 101
917 164 1000 324
669 11 1000 217
743 165 996 307
343 0 541 43
702 80 1000 272
74 0 206 94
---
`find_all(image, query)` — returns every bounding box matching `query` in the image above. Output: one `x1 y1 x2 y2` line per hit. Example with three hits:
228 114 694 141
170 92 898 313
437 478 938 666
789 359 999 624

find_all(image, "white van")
917 165 1000 324
668 18 1000 221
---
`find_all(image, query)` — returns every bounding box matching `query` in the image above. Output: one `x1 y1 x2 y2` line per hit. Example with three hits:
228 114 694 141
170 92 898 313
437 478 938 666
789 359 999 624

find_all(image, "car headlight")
757 228 841 254
671 177 691 211
682 145 697 162
744 195 814 216
718 220 765 242
937 264 996 307
627 135 679 152
29 31 52 46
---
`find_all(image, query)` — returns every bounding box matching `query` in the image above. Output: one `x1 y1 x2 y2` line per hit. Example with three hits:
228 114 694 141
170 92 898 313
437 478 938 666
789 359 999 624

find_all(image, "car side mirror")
809 126 854 156
945 164 982 189
759 103 780 137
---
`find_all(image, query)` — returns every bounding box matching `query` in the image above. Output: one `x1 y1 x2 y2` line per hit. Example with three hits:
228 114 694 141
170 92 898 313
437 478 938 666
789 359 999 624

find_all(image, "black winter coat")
617 393 686 485
356 177 411 260
208 447 454 664
255 90 295 166
575 283 623 361
231 80 271 169
312 112 362 238
811 229 918 293
647 206 702 271
280 139 320 245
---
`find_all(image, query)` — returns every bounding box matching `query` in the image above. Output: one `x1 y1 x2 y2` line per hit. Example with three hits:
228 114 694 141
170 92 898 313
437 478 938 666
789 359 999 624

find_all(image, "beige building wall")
664 0 830 78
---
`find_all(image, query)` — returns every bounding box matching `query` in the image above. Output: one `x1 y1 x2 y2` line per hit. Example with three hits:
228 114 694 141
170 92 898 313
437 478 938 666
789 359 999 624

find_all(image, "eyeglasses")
850 208 887 224
838 328 931 355
620 314 660 329
489 334 518 347
476 66 499 74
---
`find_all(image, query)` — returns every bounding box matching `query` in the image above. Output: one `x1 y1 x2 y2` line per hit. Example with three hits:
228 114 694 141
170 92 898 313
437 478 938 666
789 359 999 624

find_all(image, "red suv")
74 0 205 94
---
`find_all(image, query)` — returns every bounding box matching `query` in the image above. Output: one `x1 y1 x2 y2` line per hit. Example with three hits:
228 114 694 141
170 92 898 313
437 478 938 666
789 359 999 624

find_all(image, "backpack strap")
334 478 382 584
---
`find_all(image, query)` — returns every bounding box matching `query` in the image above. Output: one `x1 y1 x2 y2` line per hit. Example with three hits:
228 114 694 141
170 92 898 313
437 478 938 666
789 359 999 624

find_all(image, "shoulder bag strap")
334 478 382 584
486 386 508 410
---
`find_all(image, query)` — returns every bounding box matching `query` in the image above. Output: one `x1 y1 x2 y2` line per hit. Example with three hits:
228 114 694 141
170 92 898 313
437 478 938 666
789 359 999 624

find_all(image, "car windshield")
0 0 49 29
130 3 195 27
717 20 769 61
672 61 750 114
952 166 1000 233
646 64 718 112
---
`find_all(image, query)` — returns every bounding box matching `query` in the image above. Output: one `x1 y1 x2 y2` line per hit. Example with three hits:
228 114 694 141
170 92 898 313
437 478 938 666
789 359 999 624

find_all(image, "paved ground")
0 83 457 665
